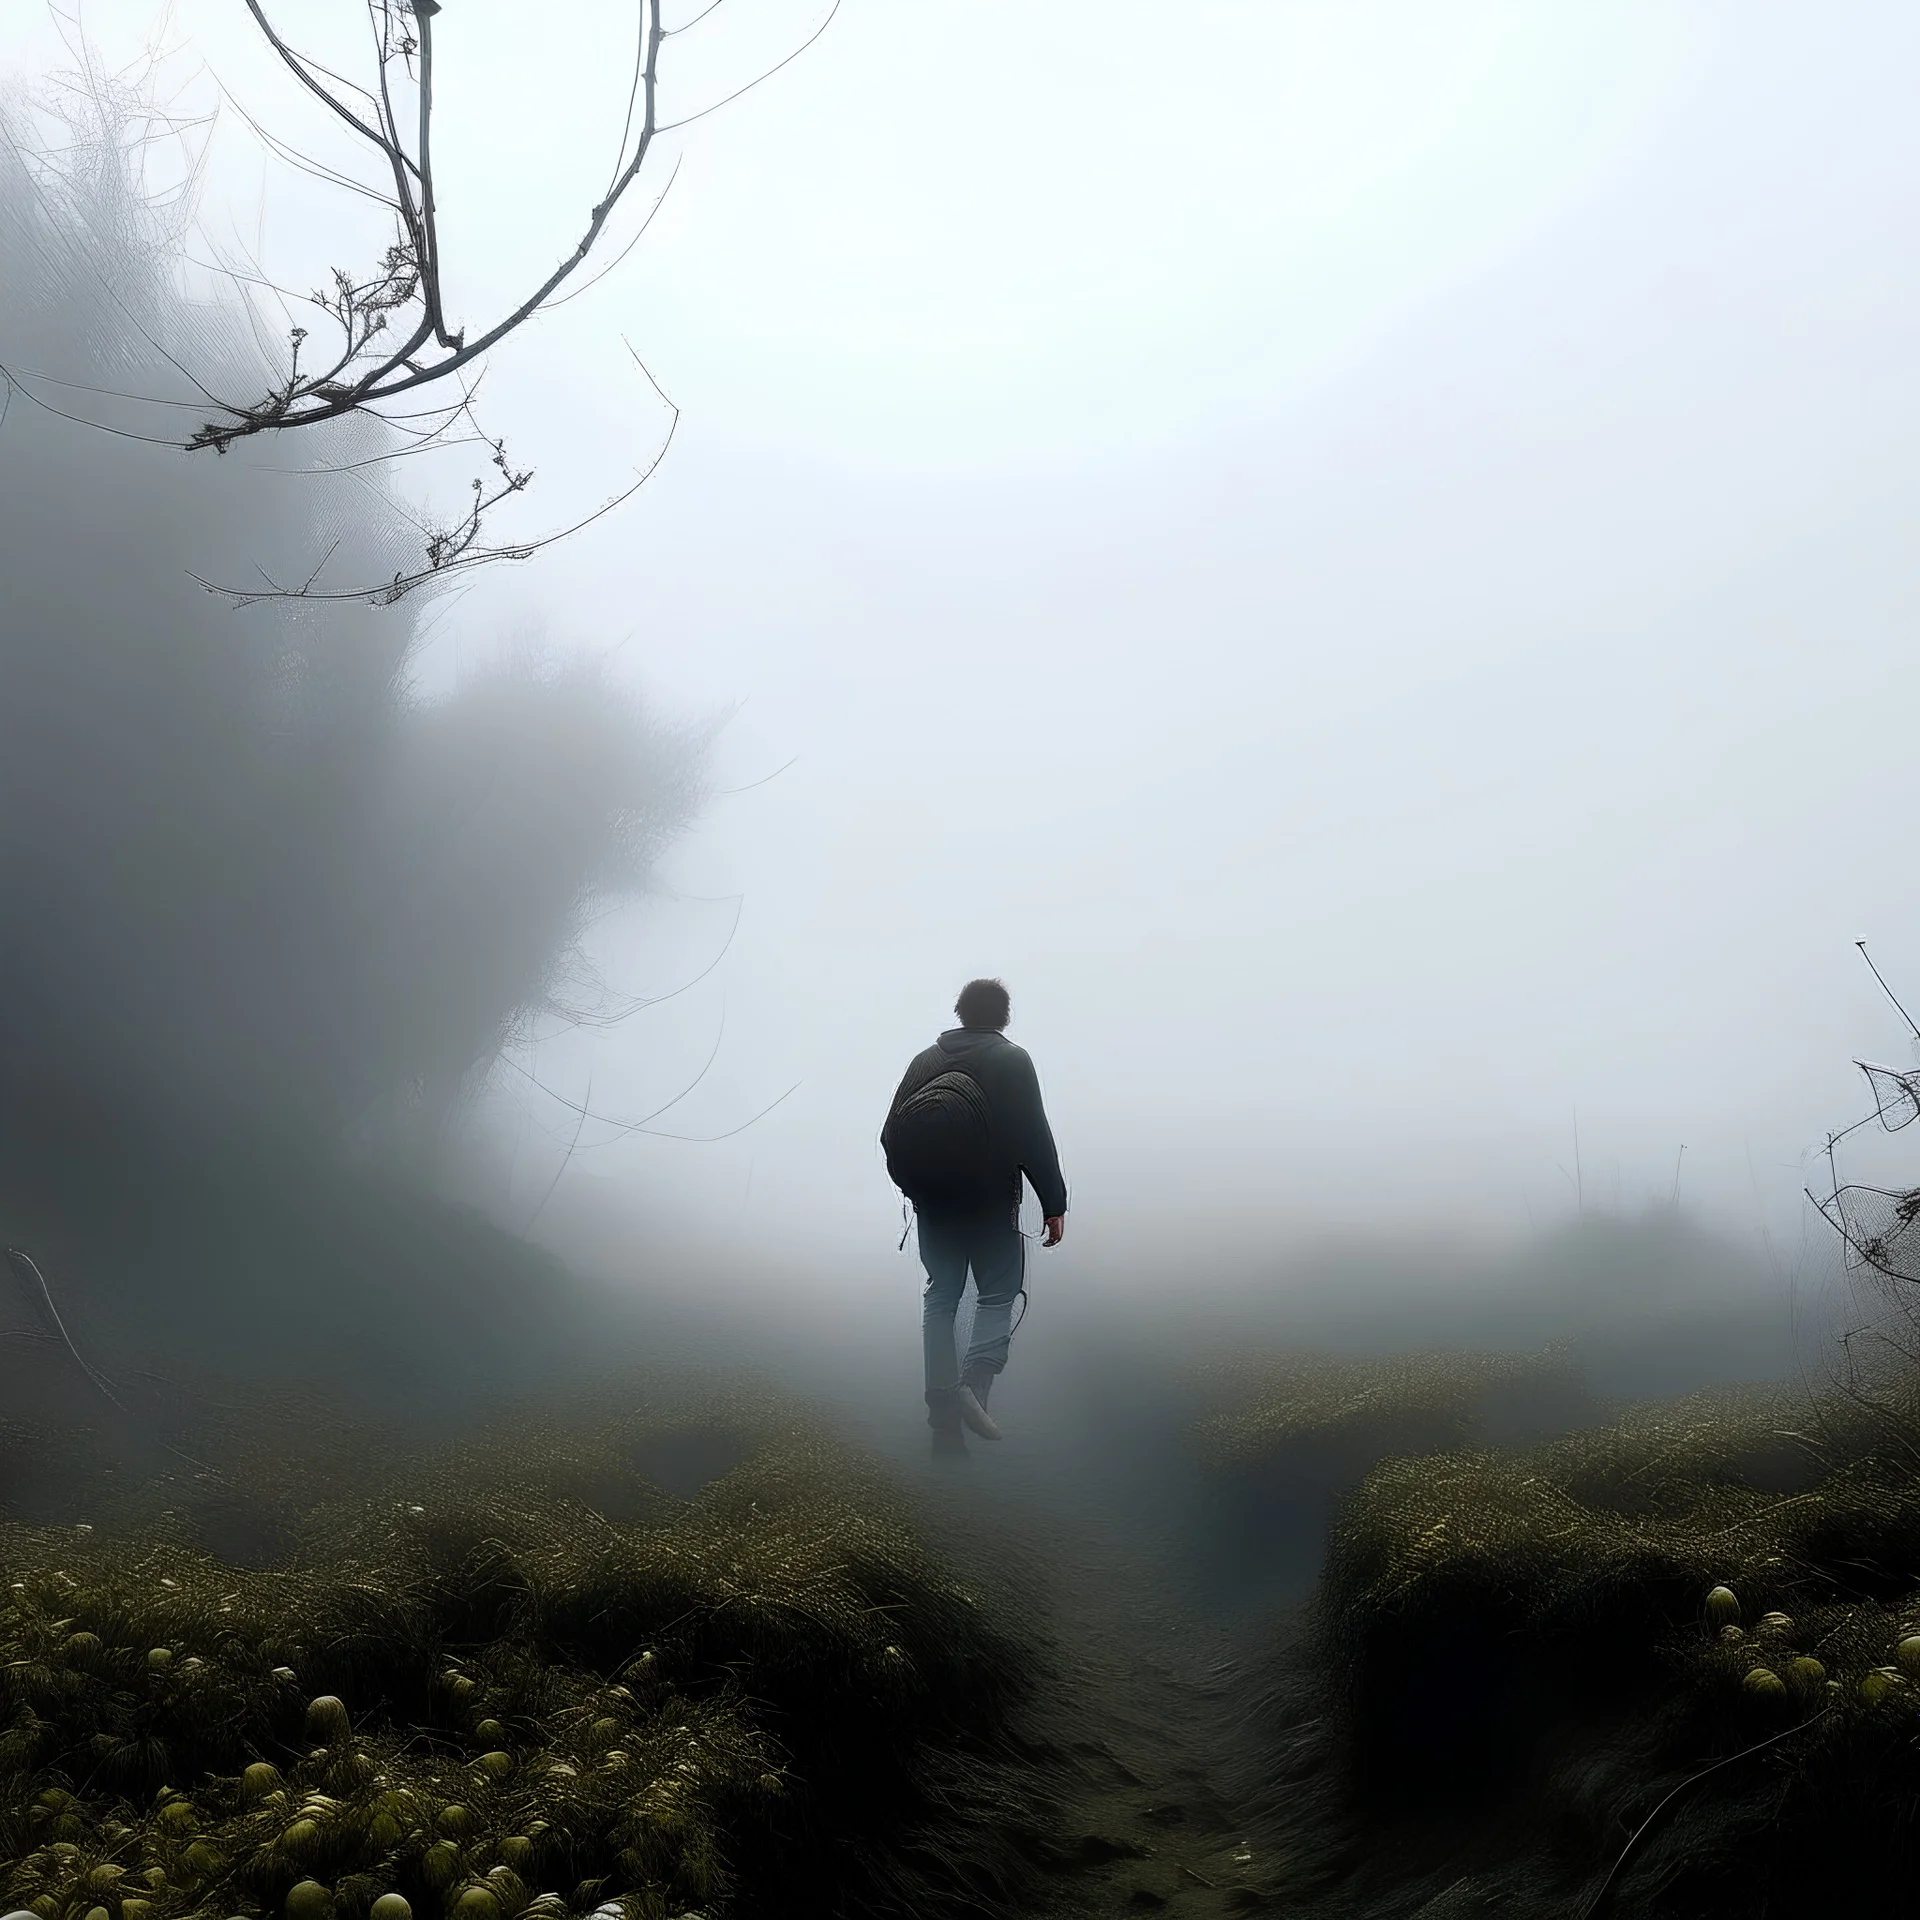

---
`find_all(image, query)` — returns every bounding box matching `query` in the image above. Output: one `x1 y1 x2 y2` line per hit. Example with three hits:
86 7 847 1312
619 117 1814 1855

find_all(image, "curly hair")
954 978 1011 1032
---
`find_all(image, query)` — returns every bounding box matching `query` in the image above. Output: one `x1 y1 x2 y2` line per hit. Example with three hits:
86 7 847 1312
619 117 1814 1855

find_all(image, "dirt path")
845 1362 1302 1918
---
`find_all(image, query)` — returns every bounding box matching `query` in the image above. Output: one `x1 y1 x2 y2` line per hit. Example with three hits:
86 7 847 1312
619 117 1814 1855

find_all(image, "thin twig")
658 0 841 131
526 1071 593 1232
1576 1711 1830 1920
3 1249 124 1414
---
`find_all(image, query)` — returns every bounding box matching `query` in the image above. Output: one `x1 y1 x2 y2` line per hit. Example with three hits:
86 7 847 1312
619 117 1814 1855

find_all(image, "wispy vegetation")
0 83 704 1347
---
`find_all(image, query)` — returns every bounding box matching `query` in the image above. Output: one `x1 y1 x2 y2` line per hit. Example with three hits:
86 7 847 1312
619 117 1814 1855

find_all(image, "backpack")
883 1069 997 1208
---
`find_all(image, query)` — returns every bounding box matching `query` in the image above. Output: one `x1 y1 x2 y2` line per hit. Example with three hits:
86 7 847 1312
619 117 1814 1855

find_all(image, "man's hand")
1042 1215 1065 1248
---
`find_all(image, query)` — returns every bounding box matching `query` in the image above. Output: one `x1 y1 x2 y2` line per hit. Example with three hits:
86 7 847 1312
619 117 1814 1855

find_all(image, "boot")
955 1381 1002 1442
925 1389 967 1461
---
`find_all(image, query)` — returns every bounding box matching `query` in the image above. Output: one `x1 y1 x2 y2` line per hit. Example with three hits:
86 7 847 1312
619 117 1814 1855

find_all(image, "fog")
9 27 1920 1917
0 77 711 1395
6 1 1919 1360
468 0 1920 1303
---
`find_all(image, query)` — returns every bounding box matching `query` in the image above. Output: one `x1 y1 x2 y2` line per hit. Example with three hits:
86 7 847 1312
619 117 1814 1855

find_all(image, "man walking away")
882 978 1067 1455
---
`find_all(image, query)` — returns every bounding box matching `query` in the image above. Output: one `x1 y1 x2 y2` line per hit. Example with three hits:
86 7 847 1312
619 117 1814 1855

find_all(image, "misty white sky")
12 1 1920 1287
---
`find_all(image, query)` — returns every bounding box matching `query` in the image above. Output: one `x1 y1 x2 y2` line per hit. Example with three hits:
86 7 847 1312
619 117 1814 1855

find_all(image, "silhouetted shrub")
0 85 702 1328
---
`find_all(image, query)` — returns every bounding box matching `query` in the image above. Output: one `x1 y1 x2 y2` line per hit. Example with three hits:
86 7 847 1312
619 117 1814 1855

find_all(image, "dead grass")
0 1378 1056 1920
1234 1355 1920 1916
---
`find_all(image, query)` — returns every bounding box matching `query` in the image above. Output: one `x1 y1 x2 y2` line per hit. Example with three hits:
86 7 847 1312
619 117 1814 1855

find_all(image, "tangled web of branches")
1811 951 1920 1287
7 0 837 604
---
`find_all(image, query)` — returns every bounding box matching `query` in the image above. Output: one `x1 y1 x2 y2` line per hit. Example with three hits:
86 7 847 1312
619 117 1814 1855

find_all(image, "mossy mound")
1180 1348 1610 1612
1197 1347 1598 1472
1271 1375 1920 1914
0 1384 1054 1920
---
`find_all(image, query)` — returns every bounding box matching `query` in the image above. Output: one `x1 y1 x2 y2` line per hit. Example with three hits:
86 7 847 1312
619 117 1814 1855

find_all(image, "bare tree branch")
148 0 834 600
238 0 398 162
7 3 833 600
188 343 680 604
198 0 672 453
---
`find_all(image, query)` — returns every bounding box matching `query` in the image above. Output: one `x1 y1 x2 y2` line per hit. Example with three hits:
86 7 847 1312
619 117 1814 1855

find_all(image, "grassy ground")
9 1251 1909 1919
0 1377 1067 1920
1206 1350 1920 1916
1179 1347 1613 1616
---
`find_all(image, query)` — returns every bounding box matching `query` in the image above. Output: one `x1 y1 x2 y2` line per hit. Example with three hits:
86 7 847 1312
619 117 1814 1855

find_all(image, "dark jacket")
885 1027 1068 1218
